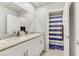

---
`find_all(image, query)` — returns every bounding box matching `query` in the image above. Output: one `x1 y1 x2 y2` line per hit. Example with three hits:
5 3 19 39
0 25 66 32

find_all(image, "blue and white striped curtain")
49 15 64 50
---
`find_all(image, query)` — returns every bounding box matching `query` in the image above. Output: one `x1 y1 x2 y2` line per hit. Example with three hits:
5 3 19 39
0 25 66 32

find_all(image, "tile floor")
41 49 64 56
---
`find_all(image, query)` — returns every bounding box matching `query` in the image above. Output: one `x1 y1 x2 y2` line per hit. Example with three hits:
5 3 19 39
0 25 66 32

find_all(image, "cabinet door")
39 35 44 53
27 38 38 56
27 35 44 56
38 35 44 55
0 42 28 56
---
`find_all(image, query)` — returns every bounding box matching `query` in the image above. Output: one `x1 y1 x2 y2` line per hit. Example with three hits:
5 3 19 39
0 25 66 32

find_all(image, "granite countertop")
0 33 43 52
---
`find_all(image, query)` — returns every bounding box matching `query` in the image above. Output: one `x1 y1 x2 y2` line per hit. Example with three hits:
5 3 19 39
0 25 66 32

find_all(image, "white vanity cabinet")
0 34 44 56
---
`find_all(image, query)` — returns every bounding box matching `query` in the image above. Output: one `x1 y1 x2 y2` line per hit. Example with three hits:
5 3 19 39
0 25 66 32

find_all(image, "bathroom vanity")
0 33 44 56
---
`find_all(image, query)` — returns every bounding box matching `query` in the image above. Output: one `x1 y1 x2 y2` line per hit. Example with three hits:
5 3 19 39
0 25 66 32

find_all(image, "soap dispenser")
17 31 20 37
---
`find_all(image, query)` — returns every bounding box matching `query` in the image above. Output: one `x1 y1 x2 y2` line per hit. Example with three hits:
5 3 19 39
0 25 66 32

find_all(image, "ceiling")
0 2 26 12
32 2 65 8
31 2 52 7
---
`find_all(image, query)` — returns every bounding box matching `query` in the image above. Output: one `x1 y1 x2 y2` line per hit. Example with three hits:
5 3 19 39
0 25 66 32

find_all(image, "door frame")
63 2 72 56
47 8 64 50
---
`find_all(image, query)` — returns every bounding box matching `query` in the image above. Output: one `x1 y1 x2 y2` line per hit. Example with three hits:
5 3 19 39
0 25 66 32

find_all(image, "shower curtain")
49 15 64 50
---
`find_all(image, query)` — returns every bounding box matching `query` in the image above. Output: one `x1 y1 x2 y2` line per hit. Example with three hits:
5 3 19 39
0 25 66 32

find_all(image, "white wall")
36 7 49 49
0 5 18 35
35 3 65 49
18 2 36 32
7 14 20 35
74 2 79 56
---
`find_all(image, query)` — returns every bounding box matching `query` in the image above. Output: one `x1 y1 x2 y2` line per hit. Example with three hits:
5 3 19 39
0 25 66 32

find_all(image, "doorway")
48 10 64 56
